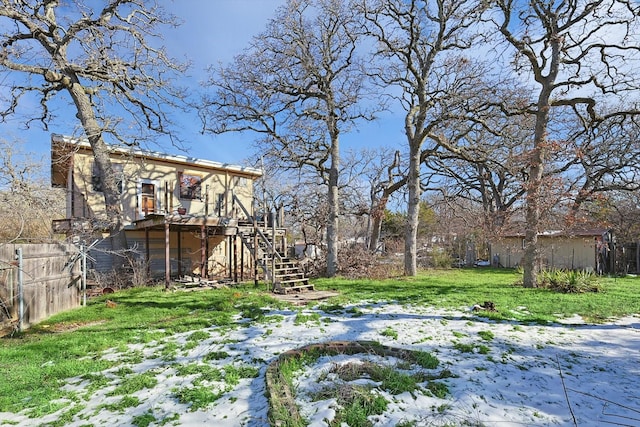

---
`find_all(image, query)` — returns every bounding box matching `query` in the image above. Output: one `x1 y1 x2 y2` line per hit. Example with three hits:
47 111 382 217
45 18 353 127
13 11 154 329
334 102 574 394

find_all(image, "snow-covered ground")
2 303 639 426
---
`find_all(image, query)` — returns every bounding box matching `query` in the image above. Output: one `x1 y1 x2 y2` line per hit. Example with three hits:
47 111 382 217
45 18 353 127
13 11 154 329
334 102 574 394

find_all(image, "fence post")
15 248 23 332
81 244 87 307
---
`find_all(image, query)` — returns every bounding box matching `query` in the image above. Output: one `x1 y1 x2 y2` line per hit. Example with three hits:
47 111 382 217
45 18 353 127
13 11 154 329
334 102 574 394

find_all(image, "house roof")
51 134 263 177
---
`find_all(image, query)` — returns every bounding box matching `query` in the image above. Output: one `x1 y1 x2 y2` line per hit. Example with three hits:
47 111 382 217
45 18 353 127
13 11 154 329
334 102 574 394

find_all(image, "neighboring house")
50 134 262 283
490 228 609 272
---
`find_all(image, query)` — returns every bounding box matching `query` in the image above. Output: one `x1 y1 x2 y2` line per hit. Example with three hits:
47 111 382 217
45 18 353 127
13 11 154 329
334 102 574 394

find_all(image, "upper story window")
233 176 248 188
179 172 202 200
141 182 156 215
92 163 124 194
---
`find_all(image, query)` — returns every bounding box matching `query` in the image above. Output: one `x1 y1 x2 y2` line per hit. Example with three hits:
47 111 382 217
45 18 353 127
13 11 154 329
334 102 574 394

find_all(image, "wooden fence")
0 242 81 333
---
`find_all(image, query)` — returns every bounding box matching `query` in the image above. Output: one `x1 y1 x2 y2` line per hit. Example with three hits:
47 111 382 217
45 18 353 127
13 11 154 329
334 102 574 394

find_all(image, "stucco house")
50 134 309 291
490 228 609 272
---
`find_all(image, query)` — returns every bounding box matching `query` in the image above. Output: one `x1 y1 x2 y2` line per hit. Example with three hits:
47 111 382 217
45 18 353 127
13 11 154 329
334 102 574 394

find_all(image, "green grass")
332 385 388 427
294 311 322 325
187 330 211 342
174 362 223 384
312 381 388 427
173 385 224 411
99 395 141 413
1 269 639 419
380 326 399 340
0 284 282 414
203 350 231 361
425 381 449 398
478 330 495 341
410 350 440 369
107 371 158 396
372 366 418 395
313 268 640 323
131 411 157 427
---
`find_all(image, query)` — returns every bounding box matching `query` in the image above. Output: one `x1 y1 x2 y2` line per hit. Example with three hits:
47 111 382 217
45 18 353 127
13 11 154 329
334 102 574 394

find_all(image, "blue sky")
162 0 402 167
4 1 636 174
1 0 403 170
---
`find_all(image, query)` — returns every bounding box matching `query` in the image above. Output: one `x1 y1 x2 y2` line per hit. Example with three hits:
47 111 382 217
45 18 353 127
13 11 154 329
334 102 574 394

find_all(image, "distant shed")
490 229 608 271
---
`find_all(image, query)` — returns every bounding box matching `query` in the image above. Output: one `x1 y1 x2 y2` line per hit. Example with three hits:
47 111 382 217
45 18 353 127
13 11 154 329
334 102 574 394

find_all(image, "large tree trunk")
368 196 387 252
326 134 340 277
522 155 542 288
404 144 421 276
521 27 559 287
522 97 552 288
67 80 128 253
369 154 404 253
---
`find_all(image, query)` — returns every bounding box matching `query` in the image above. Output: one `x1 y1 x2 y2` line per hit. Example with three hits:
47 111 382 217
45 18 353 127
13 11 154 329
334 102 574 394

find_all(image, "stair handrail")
233 193 283 261
232 193 253 222
254 228 284 262
238 229 283 284
237 232 272 282
234 193 289 290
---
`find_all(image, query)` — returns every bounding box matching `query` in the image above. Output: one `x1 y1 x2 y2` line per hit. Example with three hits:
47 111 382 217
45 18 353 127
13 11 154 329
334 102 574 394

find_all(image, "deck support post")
201 224 206 279
164 220 170 289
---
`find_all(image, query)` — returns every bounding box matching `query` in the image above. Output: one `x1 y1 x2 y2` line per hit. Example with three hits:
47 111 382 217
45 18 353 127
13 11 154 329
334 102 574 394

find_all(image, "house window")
233 176 248 188
92 163 124 193
215 193 224 216
141 183 156 215
178 172 202 200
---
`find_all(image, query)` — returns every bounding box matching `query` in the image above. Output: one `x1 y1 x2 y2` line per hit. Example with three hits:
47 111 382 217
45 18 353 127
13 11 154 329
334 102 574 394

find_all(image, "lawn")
314 268 640 323
0 268 638 425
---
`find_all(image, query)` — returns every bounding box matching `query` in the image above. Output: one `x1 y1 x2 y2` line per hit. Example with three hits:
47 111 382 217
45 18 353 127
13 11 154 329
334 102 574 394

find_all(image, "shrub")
538 268 601 293
302 242 404 280
337 243 379 279
431 249 454 269
91 257 150 290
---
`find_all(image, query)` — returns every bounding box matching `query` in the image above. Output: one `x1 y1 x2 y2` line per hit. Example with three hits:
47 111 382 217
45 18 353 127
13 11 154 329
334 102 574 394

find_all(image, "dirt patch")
41 320 108 333
269 290 340 306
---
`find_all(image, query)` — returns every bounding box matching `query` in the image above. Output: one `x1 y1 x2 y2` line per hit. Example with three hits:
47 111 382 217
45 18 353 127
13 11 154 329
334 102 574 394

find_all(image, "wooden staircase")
237 226 313 294
232 194 313 294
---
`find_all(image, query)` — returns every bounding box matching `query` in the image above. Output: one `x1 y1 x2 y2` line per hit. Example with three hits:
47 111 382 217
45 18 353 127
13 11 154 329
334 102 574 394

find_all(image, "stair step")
273 283 315 294
276 276 307 284
276 276 306 282
274 266 302 273
277 280 307 285
239 227 310 294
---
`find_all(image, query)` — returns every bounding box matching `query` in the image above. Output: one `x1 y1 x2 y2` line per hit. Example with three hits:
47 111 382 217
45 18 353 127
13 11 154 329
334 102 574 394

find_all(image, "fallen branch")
556 355 578 427
567 388 640 426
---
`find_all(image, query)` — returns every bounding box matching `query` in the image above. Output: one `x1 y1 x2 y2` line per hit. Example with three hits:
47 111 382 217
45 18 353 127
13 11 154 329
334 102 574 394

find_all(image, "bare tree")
426 154 524 235
201 0 377 277
429 194 493 264
565 113 640 217
491 0 640 287
363 148 405 252
592 191 640 245
0 0 187 252
269 171 330 262
362 0 487 275
421 102 538 235
0 139 64 243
